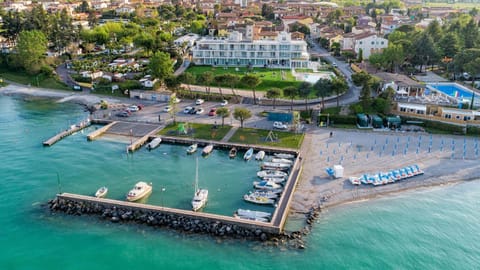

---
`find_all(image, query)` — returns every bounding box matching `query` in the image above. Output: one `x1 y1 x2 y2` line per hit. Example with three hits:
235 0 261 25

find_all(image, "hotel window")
230 45 234 50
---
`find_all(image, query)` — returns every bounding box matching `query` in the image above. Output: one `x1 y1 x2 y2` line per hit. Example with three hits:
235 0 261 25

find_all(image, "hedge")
329 115 357 125
401 116 465 134
466 125 480 135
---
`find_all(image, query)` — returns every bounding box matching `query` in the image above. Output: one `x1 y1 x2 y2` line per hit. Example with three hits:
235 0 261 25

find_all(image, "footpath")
220 126 239 142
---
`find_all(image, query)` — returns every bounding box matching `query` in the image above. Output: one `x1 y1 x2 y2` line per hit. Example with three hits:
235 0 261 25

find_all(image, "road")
307 37 361 107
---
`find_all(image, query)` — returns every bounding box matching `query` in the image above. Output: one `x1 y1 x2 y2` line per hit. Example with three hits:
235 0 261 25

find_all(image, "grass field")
228 128 304 149
0 68 70 90
185 66 302 92
158 122 232 141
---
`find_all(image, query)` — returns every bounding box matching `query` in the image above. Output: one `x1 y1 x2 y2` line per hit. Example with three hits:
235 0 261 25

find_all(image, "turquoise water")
1 94 480 269
427 83 473 98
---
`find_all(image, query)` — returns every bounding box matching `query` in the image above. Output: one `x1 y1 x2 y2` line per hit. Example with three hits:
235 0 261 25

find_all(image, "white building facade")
354 34 388 59
191 32 310 68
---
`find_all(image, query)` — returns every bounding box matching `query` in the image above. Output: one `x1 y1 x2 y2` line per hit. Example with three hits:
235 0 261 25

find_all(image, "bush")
466 125 480 135
402 116 465 134
72 74 92 83
329 115 357 125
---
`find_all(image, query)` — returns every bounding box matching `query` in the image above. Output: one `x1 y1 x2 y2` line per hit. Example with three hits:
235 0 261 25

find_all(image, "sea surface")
1 94 480 269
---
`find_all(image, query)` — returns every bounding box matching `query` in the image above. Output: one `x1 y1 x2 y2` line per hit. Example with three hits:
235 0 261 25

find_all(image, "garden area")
0 67 70 90
228 128 304 149
158 122 232 141
184 66 303 92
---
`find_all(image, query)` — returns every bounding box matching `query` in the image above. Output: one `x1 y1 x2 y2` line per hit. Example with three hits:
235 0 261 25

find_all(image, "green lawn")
185 66 302 92
0 68 70 90
158 122 232 141
228 128 304 149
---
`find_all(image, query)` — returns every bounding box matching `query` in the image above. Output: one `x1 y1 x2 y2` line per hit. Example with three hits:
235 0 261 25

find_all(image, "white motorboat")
126 181 152 202
235 209 271 222
146 137 162 150
261 162 291 171
244 148 254 160
192 158 208 211
187 143 198 154
247 190 279 199
274 153 295 159
255 150 266 160
261 177 286 184
229 147 237 158
271 158 293 164
253 180 283 190
202 144 214 156
95 186 108 198
243 194 275 205
257 170 288 179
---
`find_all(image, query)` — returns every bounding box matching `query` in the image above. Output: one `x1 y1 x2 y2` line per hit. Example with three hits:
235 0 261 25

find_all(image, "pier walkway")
43 119 91 146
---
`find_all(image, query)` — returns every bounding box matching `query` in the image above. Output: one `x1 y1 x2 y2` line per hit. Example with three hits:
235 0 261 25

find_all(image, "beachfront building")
191 31 310 68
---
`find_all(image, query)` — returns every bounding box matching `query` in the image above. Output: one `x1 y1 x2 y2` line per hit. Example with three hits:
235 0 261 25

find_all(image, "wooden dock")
43 119 91 146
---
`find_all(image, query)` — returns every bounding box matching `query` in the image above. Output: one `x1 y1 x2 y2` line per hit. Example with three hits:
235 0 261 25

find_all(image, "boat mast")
194 157 199 193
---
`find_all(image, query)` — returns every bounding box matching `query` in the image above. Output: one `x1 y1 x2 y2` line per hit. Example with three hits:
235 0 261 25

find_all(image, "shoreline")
3 83 480 227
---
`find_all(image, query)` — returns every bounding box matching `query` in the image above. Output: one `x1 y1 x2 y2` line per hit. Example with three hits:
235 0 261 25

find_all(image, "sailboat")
191 157 208 211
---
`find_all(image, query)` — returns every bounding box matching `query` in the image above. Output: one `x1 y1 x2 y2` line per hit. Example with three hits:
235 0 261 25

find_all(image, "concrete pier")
43 119 91 146
87 121 117 141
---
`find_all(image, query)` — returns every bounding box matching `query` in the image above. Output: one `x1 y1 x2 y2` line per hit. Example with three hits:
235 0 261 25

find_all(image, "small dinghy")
95 186 108 198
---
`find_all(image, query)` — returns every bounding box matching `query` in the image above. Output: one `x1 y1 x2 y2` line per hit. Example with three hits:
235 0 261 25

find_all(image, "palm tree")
233 107 252 128
216 107 230 126
266 88 282 109
297 81 312 111
241 74 261 104
283 86 298 111
313 78 332 109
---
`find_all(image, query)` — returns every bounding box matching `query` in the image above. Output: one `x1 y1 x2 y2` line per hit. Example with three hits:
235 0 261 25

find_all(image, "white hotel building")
191 31 310 69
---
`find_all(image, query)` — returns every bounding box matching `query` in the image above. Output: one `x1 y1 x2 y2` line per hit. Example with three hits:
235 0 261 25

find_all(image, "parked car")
220 100 228 106
183 106 193 114
163 105 172 112
196 108 204 114
188 107 197 114
195 99 205 105
127 105 139 112
116 111 130 117
273 121 288 129
208 108 217 116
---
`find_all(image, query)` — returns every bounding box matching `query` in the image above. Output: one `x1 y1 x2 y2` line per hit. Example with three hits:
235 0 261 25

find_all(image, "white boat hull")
146 137 162 150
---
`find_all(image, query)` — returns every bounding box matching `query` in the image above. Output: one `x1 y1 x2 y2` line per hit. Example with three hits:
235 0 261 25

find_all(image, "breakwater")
49 194 283 241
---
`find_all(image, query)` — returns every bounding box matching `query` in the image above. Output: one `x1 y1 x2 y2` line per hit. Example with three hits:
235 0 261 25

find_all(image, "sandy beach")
291 128 480 216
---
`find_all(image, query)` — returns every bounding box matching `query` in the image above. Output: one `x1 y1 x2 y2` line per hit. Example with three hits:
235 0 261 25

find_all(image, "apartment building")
191 31 310 68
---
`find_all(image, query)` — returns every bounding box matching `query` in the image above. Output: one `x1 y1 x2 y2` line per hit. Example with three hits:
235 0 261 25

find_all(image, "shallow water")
1 94 480 269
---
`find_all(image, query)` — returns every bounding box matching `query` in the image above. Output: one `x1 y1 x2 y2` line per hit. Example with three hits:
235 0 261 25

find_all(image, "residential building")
354 33 388 59
192 31 310 68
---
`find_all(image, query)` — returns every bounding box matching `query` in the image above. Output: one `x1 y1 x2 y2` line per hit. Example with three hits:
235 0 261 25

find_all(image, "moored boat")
126 181 152 202
202 144 214 156
257 170 288 179
244 148 254 160
261 177 286 184
253 180 283 190
246 190 280 199
235 209 271 221
192 158 208 211
274 153 295 159
146 137 162 150
229 147 237 158
261 162 291 171
271 158 293 164
187 143 198 154
95 186 108 198
255 150 265 160
243 194 276 205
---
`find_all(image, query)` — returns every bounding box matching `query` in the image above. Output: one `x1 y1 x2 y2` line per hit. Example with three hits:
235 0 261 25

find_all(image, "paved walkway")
221 126 238 142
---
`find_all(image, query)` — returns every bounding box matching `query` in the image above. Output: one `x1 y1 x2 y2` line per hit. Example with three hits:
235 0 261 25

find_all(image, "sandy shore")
291 128 480 216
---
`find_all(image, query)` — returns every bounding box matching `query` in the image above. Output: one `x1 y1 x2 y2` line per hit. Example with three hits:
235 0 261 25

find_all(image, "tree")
216 107 230 126
233 107 252 128
15 30 47 74
331 76 348 107
298 81 312 111
241 74 261 105
368 53 385 72
149 51 173 84
461 19 479 49
198 71 214 94
382 43 404 72
283 86 298 111
222 74 240 99
178 72 196 98
266 88 282 109
314 78 332 109
439 32 460 58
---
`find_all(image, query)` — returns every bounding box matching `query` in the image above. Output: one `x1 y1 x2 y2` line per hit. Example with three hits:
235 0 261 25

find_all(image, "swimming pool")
427 83 474 99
